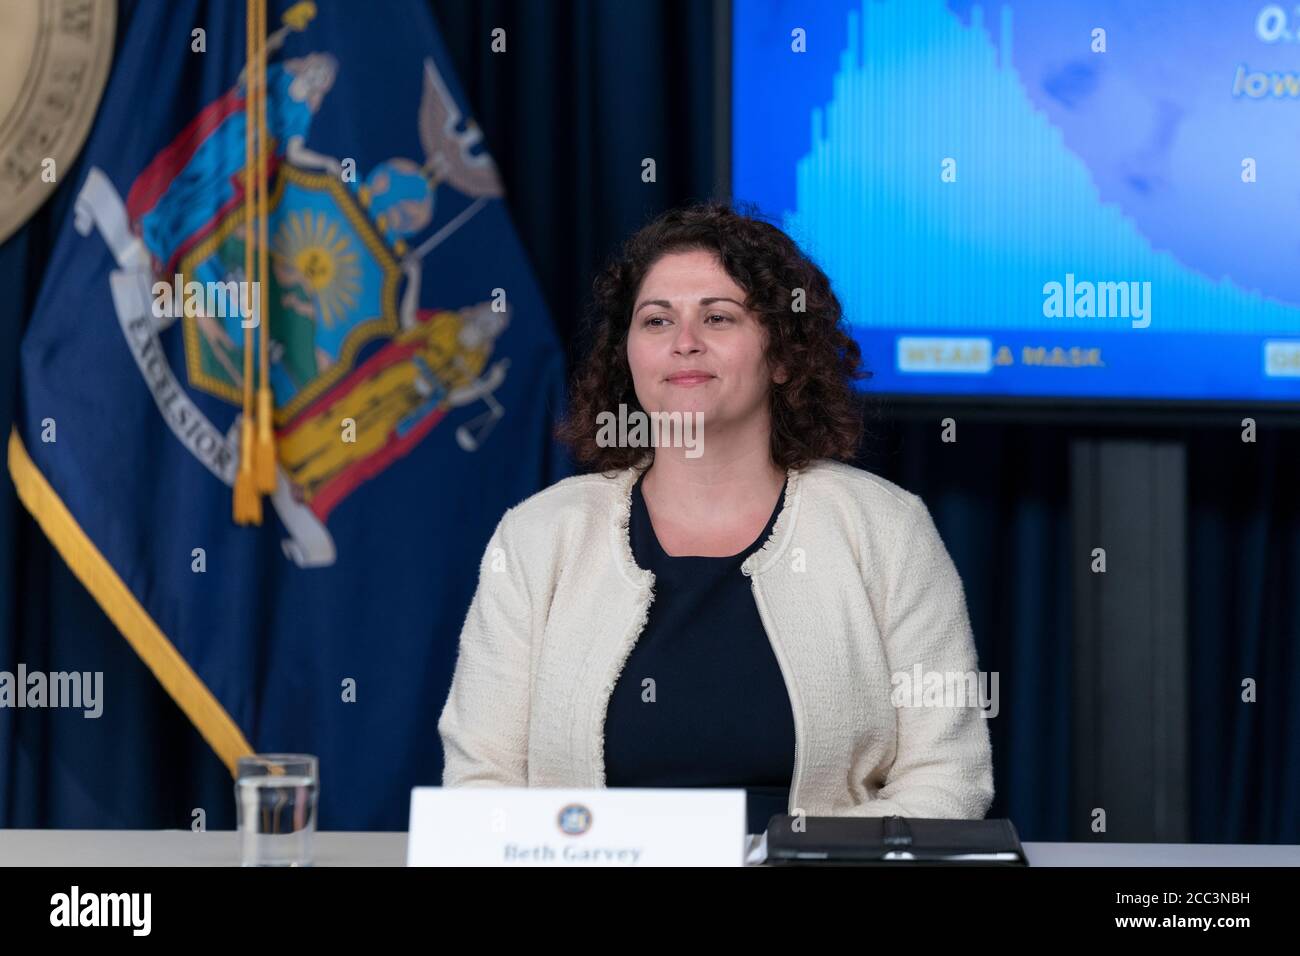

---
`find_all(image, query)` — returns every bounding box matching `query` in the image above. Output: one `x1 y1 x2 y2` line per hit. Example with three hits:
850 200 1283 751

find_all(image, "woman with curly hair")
438 201 994 835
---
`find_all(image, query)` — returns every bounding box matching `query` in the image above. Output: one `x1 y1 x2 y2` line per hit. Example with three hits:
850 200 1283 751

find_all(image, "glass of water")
235 754 319 867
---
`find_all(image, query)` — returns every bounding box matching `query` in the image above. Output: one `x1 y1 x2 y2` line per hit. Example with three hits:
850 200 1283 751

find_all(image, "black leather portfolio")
762 815 1028 866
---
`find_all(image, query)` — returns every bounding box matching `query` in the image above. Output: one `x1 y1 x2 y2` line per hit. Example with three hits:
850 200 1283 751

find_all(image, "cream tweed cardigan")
437 457 995 819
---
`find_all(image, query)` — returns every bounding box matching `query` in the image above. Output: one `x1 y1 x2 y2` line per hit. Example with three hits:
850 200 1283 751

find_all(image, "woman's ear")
772 364 789 385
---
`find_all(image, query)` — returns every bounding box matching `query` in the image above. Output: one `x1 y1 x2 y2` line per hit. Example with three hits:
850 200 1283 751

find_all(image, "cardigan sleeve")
844 495 995 819
437 507 533 787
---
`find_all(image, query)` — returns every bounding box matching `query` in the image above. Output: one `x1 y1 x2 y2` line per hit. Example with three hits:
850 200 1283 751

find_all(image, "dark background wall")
1 0 1295 842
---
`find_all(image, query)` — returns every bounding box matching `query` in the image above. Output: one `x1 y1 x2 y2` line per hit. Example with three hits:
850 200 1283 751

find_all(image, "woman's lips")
665 373 715 386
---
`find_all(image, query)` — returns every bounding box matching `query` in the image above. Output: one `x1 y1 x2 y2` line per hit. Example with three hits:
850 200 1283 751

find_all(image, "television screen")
731 0 1300 402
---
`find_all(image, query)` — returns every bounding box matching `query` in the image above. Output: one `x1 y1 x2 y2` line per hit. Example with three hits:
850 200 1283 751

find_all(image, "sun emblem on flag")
274 208 362 331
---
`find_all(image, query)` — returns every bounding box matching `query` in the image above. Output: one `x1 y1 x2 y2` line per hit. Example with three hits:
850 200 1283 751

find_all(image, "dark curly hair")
555 200 871 473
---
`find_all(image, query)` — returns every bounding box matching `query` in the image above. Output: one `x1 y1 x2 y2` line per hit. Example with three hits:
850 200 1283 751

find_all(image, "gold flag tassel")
233 0 264 525
253 0 277 493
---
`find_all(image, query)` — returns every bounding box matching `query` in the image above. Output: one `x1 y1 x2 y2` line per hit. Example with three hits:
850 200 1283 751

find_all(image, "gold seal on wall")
0 0 115 244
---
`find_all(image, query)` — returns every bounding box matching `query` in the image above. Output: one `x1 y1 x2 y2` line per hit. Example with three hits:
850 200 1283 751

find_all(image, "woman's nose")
672 323 704 354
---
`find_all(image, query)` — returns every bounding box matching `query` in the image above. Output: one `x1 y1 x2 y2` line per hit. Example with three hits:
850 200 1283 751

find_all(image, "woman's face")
626 249 781 431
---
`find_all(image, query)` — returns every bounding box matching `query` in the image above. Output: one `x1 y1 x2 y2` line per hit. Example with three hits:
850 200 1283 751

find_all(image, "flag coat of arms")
9 0 568 827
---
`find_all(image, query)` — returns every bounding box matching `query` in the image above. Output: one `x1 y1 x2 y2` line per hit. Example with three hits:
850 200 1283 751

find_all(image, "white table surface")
1 830 1297 866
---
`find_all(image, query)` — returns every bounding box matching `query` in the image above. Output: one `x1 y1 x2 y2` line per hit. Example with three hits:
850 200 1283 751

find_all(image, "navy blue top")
602 471 797 835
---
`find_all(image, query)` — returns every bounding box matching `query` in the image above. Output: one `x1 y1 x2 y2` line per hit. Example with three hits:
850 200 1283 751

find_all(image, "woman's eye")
642 313 730 327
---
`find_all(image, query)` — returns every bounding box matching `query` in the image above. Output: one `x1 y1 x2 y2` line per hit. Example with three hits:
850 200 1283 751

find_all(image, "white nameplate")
407 787 747 866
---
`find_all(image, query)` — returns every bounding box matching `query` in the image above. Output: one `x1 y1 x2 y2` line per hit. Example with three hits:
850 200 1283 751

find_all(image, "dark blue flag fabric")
8 0 569 828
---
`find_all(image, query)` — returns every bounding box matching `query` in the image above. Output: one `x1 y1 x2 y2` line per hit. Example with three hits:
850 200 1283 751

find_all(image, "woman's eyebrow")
634 298 673 313
634 296 746 313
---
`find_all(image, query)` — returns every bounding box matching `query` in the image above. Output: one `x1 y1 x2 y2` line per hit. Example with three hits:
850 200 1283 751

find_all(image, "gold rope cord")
254 0 277 493
233 0 263 524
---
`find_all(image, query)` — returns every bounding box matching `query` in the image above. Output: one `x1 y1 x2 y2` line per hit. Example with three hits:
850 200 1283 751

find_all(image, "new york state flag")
8 0 568 827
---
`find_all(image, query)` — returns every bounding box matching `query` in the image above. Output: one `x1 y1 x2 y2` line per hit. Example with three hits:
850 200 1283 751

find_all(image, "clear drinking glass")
235 753 319 866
